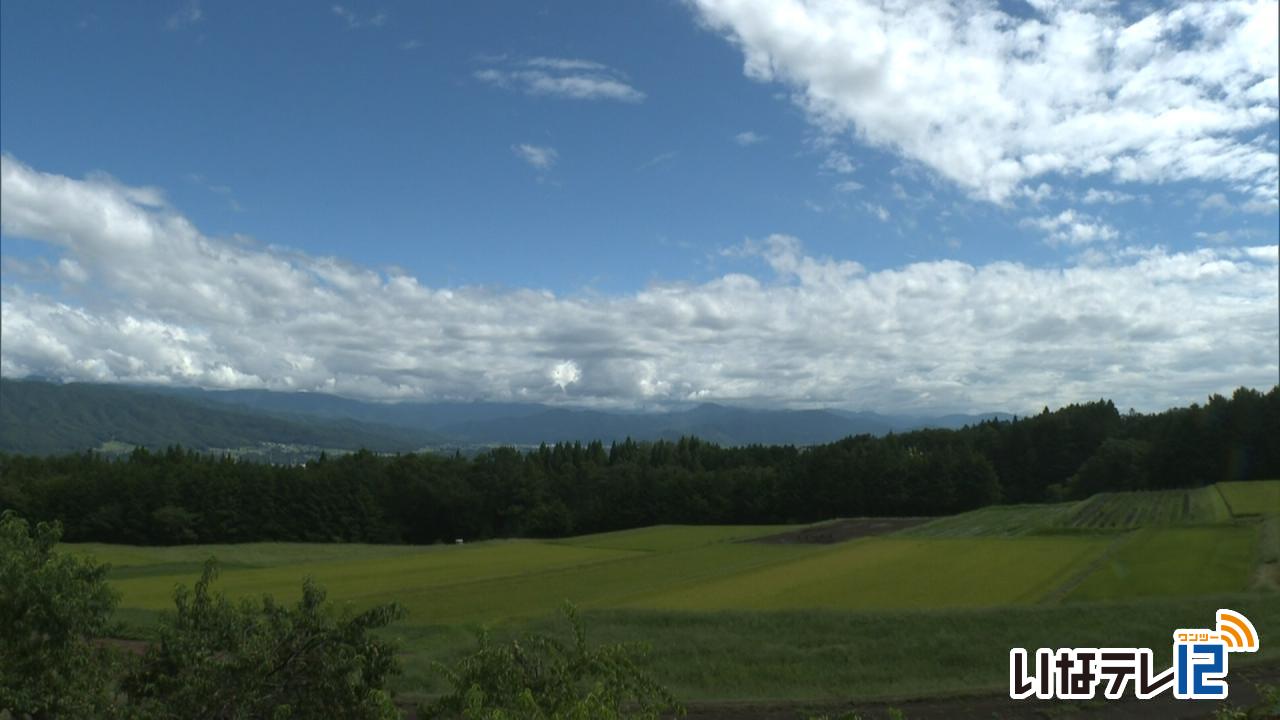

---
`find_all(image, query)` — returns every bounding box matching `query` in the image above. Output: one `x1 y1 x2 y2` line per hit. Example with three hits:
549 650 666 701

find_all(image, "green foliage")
421 604 683 720
0 511 122 718
123 560 406 720
1213 683 1280 720
1067 438 1150 495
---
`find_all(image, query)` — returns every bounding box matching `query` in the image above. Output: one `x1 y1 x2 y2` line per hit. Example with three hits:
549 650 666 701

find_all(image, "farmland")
67 479 1280 705
1220 479 1280 516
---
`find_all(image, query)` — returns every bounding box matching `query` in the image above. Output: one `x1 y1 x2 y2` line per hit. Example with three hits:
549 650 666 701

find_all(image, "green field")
1066 525 1258 601
1219 480 1280 516
66 479 1280 704
1061 486 1234 528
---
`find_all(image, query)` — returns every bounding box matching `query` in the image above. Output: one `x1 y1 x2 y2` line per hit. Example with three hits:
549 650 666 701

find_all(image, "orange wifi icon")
1216 609 1259 652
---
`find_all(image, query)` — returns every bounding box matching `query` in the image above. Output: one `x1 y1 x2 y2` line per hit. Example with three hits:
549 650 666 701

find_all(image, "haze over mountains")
0 379 1012 457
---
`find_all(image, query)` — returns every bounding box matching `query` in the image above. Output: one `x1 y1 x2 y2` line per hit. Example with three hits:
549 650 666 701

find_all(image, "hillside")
0 379 1017 455
0 379 434 455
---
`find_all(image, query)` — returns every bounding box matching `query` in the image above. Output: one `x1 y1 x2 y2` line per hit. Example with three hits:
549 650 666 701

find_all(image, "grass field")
1219 480 1280 515
65 479 1280 704
626 536 1109 611
1066 525 1258 601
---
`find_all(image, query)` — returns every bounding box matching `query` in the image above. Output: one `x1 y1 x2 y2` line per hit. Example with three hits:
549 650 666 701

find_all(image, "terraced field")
903 484 1241 537
1061 485 1232 529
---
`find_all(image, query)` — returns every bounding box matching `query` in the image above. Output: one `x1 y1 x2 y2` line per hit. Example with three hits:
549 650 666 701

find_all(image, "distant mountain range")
0 379 1012 456
0 379 437 457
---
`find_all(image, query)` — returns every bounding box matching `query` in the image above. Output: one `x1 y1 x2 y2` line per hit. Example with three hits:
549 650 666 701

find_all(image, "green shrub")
0 511 124 718
422 604 683 720
123 560 405 720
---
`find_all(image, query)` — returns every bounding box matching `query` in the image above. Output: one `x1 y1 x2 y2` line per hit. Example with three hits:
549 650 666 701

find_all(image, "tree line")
1 386 1275 546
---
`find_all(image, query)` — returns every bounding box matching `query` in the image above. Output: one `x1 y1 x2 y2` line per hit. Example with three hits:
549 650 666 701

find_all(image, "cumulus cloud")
475 57 645 103
1024 209 1120 246
1 156 1277 413
689 0 1280 207
512 144 558 170
734 130 766 146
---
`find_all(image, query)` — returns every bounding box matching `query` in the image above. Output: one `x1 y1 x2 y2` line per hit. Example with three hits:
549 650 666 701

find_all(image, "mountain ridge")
0 379 1013 456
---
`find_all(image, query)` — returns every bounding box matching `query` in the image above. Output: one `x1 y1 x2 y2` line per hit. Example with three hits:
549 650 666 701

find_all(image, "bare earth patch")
749 518 932 545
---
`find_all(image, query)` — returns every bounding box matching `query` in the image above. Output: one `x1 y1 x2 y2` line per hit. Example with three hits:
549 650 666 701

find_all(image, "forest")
1 386 1276 546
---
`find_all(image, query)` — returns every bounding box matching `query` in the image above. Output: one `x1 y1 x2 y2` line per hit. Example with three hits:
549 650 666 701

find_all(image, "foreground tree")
0 511 123 718
124 560 406 720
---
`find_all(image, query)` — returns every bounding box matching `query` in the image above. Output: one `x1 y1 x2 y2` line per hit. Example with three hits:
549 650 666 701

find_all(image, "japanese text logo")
1010 609 1259 701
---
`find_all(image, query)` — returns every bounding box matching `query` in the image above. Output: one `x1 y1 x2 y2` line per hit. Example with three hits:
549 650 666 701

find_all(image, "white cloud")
1194 228 1266 244
734 131 766 146
820 151 856 174
332 5 386 29
525 57 606 72
166 0 202 30
863 202 891 222
476 57 645 103
834 180 863 193
512 144 558 170
1 156 1276 413
1016 183 1054 204
550 360 582 390
690 0 1280 207
1082 188 1137 205
1200 192 1233 211
1024 209 1120 246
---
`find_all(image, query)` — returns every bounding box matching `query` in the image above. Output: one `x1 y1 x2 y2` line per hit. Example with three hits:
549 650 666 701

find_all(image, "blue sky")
1 0 1277 413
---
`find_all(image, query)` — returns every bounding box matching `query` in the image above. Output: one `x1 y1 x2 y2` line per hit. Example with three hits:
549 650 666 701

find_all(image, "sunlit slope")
623 536 1110 611
96 541 649 613
65 481 1277 627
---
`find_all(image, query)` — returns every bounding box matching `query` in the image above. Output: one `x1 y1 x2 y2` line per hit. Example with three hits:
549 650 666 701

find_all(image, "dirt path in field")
749 518 932 544
682 660 1280 719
